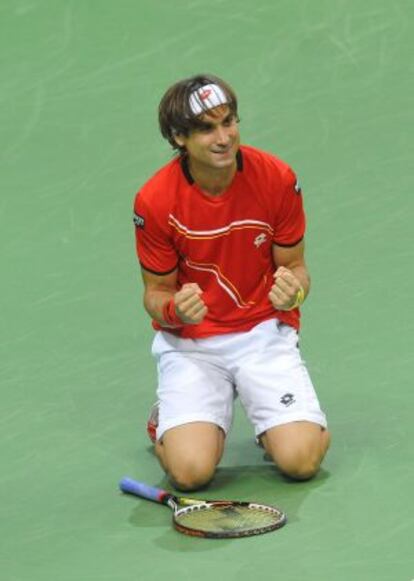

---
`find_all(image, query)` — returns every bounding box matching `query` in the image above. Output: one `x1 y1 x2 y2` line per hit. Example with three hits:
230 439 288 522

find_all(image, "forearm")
143 286 176 327
141 272 208 327
289 264 311 298
271 240 311 309
270 239 312 311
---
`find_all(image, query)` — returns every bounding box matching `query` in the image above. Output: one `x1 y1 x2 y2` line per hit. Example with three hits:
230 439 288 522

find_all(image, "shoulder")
239 145 299 201
240 145 295 185
134 156 182 209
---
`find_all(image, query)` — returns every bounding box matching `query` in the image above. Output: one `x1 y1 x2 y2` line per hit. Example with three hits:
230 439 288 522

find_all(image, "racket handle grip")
119 477 167 503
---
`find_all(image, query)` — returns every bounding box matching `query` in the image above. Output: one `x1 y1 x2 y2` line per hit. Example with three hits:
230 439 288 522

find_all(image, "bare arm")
141 267 208 327
269 239 310 311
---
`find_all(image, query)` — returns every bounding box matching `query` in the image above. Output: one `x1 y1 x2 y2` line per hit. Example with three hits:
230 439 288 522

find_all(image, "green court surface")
1 1 413 579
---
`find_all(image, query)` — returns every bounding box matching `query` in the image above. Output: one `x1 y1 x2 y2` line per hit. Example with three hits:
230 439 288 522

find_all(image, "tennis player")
133 74 330 491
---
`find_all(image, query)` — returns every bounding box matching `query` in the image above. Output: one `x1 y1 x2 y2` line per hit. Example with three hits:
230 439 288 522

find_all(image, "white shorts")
151 319 327 441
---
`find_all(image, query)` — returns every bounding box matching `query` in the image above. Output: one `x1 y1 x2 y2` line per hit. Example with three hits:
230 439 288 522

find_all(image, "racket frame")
119 477 287 539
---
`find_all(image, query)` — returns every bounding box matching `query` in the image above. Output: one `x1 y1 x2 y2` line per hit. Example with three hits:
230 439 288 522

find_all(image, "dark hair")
158 74 238 153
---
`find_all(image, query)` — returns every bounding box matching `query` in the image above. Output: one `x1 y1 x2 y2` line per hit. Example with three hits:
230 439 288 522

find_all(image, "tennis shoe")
146 401 159 443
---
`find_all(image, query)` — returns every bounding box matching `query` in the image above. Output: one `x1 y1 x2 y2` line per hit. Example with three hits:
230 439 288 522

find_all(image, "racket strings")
175 503 283 534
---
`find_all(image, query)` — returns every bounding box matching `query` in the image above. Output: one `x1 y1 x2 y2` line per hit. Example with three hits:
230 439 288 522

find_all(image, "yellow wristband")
289 286 305 310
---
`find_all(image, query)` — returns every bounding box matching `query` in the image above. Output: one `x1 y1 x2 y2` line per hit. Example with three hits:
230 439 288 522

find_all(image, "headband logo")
199 89 212 101
189 83 229 116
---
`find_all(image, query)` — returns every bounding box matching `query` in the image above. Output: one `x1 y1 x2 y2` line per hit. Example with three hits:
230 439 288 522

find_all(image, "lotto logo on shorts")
280 393 296 407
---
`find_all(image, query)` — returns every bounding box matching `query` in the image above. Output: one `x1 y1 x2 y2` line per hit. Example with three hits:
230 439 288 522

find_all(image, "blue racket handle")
119 477 168 503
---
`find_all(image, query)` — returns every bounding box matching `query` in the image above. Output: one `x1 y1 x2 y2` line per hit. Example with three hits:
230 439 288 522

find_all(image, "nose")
214 125 230 145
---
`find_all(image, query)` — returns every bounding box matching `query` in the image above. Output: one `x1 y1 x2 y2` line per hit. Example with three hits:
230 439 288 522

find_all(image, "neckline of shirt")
179 149 244 202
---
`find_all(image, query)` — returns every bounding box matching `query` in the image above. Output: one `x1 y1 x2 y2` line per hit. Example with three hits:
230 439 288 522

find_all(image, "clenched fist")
174 283 208 325
268 267 304 311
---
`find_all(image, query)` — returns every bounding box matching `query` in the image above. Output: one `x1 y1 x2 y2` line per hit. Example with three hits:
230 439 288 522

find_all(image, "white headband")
189 83 229 116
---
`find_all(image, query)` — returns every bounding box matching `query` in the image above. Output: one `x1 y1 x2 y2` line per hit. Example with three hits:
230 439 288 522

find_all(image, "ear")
173 133 186 148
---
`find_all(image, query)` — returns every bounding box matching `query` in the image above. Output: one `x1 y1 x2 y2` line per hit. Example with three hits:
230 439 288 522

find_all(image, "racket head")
172 500 287 539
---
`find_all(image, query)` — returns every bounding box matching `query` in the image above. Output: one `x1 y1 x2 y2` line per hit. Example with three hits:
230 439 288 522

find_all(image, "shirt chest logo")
254 233 267 248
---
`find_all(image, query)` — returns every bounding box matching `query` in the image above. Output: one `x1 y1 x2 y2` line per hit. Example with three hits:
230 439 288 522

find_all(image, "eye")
198 123 214 133
222 115 236 127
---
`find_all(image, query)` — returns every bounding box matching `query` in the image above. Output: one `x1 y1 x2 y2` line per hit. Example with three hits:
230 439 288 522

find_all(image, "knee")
168 459 216 492
275 450 322 481
264 424 330 481
279 457 320 481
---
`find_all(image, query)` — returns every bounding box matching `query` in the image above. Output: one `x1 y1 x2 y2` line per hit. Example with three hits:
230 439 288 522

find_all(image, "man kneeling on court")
133 74 330 491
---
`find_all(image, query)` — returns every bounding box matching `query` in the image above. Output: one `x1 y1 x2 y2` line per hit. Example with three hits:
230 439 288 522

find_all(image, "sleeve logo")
133 213 145 228
294 180 302 194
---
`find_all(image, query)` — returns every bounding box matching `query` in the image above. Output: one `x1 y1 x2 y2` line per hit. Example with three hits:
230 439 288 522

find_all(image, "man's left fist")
268 267 304 311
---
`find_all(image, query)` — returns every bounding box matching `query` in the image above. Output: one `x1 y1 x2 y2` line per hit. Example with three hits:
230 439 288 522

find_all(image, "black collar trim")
236 149 243 171
180 149 243 185
180 155 194 184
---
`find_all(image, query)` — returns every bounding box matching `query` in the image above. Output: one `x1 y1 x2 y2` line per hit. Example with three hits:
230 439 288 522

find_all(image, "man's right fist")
174 283 208 325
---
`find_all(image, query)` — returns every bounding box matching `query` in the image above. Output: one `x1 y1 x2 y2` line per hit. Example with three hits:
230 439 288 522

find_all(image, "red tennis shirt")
133 145 306 338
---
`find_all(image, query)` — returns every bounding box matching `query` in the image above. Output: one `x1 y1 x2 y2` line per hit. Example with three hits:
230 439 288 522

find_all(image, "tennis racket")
119 477 287 538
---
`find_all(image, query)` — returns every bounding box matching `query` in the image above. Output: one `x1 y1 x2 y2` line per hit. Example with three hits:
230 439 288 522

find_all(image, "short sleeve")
133 193 178 275
273 166 306 247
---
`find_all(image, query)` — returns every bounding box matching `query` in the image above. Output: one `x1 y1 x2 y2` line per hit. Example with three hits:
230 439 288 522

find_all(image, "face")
175 105 240 171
